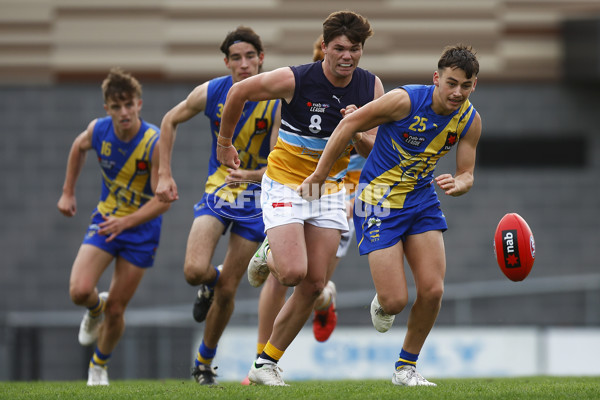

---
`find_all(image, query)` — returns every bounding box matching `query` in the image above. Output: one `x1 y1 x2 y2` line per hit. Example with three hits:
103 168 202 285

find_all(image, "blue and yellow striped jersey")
359 85 477 209
92 116 159 217
204 75 280 200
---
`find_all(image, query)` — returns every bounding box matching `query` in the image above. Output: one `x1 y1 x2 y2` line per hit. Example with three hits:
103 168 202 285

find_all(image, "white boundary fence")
206 326 600 381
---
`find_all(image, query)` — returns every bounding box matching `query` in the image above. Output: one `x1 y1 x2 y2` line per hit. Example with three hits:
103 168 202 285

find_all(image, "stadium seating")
1 0 600 83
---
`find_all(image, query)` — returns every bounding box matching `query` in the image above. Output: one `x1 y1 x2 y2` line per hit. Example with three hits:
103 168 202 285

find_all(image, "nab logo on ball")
494 213 535 282
502 230 521 268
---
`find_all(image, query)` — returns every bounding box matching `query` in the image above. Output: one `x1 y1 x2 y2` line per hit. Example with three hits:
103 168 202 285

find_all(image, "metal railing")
4 273 600 328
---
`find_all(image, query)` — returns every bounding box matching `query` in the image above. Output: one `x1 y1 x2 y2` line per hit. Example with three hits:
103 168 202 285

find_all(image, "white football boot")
392 365 436 387
247 238 270 287
248 362 289 386
370 294 395 333
78 291 108 346
87 364 109 386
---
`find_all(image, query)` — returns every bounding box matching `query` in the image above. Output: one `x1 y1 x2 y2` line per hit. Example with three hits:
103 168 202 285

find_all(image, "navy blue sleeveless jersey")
267 61 376 188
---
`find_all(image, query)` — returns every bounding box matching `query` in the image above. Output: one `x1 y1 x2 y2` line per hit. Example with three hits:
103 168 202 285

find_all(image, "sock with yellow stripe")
255 341 283 367
90 346 111 369
256 343 266 359
88 295 106 318
395 348 418 369
195 340 217 367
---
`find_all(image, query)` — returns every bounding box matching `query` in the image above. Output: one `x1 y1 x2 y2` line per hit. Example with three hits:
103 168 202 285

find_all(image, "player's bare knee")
69 285 94 306
214 283 236 304
278 272 304 287
103 302 125 323
381 294 408 315
313 281 326 297
183 262 209 285
419 283 444 304
432 285 444 302
183 269 199 285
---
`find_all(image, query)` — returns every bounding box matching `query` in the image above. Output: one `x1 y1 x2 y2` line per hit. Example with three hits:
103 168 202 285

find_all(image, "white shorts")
336 221 355 258
261 175 348 233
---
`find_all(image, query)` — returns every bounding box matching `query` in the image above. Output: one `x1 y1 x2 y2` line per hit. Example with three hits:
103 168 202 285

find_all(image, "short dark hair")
101 67 142 103
438 44 479 79
322 10 373 47
220 26 264 57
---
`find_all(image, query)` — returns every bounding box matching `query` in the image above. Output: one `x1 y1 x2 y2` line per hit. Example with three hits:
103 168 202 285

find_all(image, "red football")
493 213 535 281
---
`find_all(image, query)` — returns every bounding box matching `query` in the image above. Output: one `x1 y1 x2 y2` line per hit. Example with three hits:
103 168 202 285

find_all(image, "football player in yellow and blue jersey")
299 44 482 387
57 68 170 386
217 11 384 386
155 26 280 385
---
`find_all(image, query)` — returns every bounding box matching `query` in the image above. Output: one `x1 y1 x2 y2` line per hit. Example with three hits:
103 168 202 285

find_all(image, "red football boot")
313 301 338 342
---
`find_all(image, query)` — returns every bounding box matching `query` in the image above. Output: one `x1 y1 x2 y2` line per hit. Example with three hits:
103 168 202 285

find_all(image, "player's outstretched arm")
156 82 208 203
435 111 482 196
57 120 95 217
223 101 282 185
298 89 409 200
348 76 385 157
218 68 293 169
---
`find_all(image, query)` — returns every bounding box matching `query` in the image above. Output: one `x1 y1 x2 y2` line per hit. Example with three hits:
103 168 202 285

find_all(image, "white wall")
194 326 600 382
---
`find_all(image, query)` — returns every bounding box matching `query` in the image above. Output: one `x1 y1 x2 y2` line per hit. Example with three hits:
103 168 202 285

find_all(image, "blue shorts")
193 191 266 243
82 210 162 268
354 195 447 256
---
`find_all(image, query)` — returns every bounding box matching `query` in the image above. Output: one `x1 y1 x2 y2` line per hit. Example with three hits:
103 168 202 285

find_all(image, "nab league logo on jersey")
135 159 150 175
98 157 116 170
402 132 426 148
306 101 330 113
443 131 458 151
254 118 268 135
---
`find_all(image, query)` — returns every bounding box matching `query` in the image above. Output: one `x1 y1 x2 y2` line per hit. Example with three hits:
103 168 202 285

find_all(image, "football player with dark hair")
156 26 280 385
299 44 482 386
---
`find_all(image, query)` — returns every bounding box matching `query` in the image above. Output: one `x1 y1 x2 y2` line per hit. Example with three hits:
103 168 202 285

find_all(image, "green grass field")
1 377 599 400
